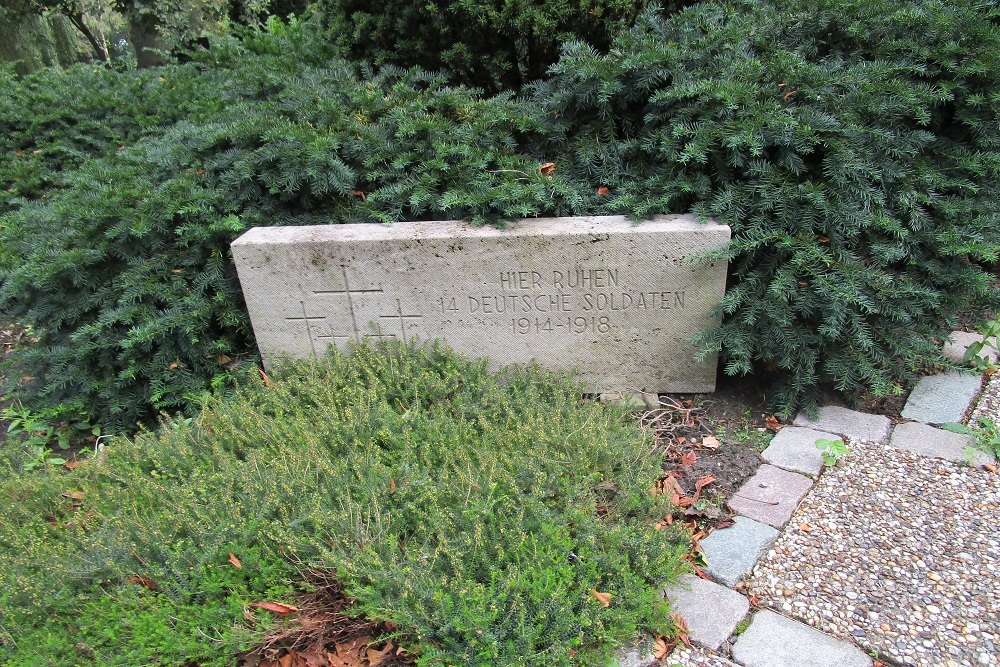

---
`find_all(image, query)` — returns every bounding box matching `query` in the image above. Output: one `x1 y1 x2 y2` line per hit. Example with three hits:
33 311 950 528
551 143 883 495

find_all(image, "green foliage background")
0 342 686 666
1 0 999 432
315 0 676 93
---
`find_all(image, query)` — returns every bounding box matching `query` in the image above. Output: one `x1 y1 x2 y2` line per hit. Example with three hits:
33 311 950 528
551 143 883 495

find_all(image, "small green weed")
941 417 1000 460
725 410 773 451
815 437 849 467
963 318 1000 371
2 402 101 471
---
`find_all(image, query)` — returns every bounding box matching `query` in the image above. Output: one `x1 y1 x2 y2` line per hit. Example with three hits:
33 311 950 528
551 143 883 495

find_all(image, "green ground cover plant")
0 341 688 665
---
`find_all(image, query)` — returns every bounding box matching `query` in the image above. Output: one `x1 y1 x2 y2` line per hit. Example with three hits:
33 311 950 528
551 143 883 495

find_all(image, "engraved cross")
379 299 423 340
312 265 383 342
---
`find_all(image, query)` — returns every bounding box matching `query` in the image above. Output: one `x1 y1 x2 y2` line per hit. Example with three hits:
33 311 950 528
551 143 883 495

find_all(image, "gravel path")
667 646 742 667
968 370 1000 428
747 436 999 666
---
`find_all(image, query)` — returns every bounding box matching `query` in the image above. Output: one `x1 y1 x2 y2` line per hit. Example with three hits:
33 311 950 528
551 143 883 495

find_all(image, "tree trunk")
127 13 166 68
65 12 107 62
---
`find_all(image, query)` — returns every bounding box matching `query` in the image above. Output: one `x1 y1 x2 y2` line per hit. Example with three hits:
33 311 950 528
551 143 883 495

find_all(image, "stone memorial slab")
232 216 730 393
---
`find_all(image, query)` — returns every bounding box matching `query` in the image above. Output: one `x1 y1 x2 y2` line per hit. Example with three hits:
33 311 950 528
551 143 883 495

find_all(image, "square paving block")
761 426 833 476
900 371 982 425
699 516 780 588
727 464 813 528
664 574 750 651
889 421 994 466
732 610 872 667
792 406 892 443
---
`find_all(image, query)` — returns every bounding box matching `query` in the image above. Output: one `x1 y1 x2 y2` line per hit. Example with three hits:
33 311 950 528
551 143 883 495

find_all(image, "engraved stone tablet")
231 215 730 393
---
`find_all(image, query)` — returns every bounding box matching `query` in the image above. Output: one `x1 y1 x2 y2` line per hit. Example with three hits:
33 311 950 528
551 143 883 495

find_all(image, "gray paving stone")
699 516 780 588
943 330 999 366
664 575 750 651
732 610 872 667
900 371 982 425
792 406 892 443
889 421 994 466
760 426 833 476
727 464 814 528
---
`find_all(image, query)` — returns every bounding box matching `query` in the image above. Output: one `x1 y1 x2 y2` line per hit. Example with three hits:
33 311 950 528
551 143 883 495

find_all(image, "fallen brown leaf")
652 636 672 659
590 588 612 607
765 415 782 431
538 162 556 177
228 552 243 570
799 522 812 533
63 461 82 471
127 575 157 590
679 451 698 466
596 185 609 196
671 612 691 647
258 368 272 387
61 491 85 500
252 601 299 616
366 641 395 667
984 462 998 474
701 435 721 449
694 475 716 493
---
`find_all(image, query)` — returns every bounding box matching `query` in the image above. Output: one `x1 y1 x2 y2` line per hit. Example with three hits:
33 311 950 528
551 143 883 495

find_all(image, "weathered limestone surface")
232 216 730 393
732 610 872 667
727 464 814 528
664 575 750 651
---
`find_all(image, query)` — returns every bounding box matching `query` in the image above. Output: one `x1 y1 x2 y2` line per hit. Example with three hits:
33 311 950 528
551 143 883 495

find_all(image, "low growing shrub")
0 342 687 665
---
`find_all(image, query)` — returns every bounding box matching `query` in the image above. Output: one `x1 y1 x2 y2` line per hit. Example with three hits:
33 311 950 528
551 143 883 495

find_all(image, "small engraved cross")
312 265 383 342
380 299 423 340
284 301 329 357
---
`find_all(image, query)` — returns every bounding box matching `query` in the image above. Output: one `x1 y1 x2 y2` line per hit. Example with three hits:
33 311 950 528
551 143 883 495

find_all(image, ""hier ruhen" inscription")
436 268 685 337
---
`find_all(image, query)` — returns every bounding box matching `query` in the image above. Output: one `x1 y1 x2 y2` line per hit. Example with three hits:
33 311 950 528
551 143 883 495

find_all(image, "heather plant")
529 0 1000 410
0 342 687 665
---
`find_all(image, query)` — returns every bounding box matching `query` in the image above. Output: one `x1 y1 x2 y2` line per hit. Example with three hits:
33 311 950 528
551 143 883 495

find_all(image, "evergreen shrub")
530 0 1000 408
314 0 685 93
0 62 227 216
0 20 585 430
0 342 687 665
4 2 1000 431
